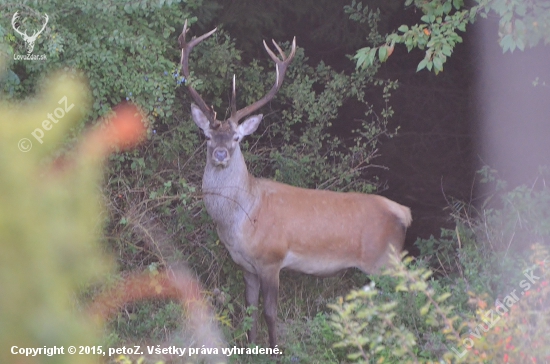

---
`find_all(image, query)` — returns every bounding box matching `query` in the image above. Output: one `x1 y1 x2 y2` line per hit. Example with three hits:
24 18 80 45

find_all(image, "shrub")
330 167 550 363
329 244 550 363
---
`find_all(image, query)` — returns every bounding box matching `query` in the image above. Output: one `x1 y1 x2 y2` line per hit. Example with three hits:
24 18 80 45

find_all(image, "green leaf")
437 292 452 302
416 58 429 72
515 19 525 33
398 25 409 32
354 47 370 69
442 1 452 14
404 36 413 52
378 46 388 62
427 60 433 71
420 301 431 316
502 11 513 23
441 44 453 56
433 56 444 72
367 47 377 67
421 270 433 280
395 283 409 292
500 34 514 52
515 3 526 16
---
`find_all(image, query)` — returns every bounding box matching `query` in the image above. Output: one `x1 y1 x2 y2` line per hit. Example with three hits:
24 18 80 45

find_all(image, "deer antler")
178 20 218 128
34 14 49 39
11 12 26 38
228 37 296 126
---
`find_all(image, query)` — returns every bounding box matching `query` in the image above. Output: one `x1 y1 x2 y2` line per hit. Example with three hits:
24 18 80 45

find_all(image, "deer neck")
202 146 257 230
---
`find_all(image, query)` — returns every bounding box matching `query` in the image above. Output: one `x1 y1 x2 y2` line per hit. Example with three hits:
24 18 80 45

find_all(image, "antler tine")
180 19 217 51
289 37 297 59
228 37 297 125
271 39 286 59
179 20 218 126
230 74 238 124
37 14 49 35
11 12 26 37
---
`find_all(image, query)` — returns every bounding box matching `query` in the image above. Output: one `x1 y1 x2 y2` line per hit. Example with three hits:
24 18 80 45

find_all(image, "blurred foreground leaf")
0 68 146 364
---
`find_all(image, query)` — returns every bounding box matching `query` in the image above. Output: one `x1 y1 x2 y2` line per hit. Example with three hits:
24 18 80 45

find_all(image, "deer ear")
191 104 211 134
237 114 263 138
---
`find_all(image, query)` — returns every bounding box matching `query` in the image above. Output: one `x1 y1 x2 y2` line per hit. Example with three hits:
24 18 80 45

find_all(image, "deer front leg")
260 269 280 349
243 270 260 343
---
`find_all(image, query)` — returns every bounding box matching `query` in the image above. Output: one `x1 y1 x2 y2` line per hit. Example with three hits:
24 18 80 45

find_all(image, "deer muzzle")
212 148 229 166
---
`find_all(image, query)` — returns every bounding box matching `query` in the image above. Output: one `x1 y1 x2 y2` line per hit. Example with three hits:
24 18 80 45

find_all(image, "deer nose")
214 149 228 162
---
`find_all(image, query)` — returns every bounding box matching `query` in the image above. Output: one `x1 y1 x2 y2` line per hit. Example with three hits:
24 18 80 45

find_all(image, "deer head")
191 103 263 168
178 20 296 169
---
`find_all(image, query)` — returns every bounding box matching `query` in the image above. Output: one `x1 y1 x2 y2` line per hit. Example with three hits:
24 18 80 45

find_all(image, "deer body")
179 21 412 349
204 164 410 277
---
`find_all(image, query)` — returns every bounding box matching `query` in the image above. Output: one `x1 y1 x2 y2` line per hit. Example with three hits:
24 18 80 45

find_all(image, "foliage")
330 167 550 362
330 244 550 363
474 166 550 248
349 0 550 74
212 312 343 363
0 0 203 125
0 71 127 364
463 244 550 363
108 300 182 342
263 53 397 192
329 251 461 363
271 313 342 363
414 167 550 292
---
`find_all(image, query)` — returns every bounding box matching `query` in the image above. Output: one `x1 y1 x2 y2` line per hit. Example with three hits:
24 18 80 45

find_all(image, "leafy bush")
329 243 550 363
329 250 459 363
330 167 550 363
349 0 550 73
464 243 550 363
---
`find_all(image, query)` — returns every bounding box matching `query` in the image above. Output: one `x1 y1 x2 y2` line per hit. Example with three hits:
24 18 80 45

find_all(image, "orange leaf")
83 103 146 158
387 44 395 57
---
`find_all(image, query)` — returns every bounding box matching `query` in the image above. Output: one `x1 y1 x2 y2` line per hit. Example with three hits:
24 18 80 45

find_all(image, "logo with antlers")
11 11 49 55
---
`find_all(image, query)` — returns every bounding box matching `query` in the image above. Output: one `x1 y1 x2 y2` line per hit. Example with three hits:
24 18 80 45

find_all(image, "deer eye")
205 135 211 141
233 136 239 142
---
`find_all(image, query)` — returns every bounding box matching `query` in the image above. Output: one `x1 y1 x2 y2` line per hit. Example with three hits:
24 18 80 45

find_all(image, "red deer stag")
178 21 412 349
